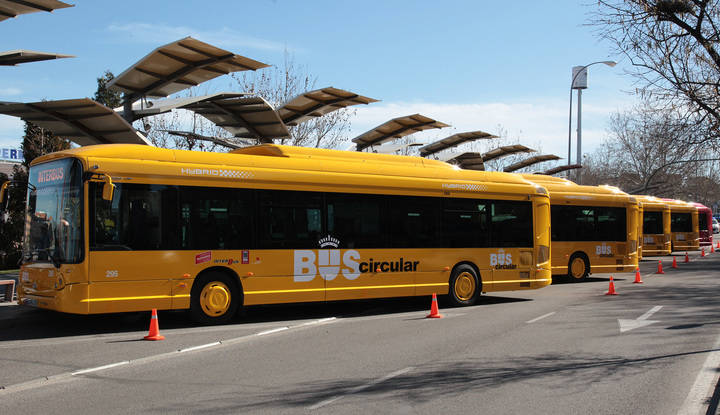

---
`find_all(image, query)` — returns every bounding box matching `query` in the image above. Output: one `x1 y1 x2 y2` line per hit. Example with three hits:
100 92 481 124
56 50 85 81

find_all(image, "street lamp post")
567 60 616 184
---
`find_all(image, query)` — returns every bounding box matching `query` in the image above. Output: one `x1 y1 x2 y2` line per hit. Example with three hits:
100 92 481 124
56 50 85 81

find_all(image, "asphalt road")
1 250 720 414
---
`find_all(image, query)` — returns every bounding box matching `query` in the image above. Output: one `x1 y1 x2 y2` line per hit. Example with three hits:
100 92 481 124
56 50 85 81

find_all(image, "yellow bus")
663 199 700 252
520 175 639 281
637 195 671 256
3 144 552 323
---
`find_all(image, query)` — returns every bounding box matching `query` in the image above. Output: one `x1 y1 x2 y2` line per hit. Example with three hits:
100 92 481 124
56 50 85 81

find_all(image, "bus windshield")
23 158 83 264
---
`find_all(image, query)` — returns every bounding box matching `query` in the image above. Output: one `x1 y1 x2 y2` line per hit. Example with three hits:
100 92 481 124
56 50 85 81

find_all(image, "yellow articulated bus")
3 144 552 323
520 175 639 281
663 199 700 252
636 196 671 256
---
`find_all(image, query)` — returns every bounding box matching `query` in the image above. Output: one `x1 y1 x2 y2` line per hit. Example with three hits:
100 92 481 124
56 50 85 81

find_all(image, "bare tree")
592 0 720 144
583 100 720 208
232 52 353 148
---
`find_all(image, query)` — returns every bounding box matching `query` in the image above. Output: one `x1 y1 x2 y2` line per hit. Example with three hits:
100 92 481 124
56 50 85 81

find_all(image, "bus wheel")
568 254 589 281
448 264 480 306
190 272 240 324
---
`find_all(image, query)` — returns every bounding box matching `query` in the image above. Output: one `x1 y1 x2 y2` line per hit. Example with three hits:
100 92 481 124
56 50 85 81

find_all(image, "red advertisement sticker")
195 251 212 264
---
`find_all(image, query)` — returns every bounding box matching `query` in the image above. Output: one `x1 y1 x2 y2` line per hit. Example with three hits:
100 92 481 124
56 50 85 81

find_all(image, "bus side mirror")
101 175 115 201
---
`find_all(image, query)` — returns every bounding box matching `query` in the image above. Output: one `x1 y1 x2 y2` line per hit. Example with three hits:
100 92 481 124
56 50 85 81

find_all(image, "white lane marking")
179 341 221 353
638 305 663 320
526 312 555 324
0 316 338 394
71 361 130 376
256 327 289 336
618 306 663 333
678 332 720 415
309 367 414 410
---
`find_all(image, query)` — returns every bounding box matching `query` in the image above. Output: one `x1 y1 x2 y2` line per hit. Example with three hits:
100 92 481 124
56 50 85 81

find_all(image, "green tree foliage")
94 70 123 108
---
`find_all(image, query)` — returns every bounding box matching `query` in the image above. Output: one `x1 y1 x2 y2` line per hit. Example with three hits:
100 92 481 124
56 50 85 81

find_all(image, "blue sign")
0 148 23 162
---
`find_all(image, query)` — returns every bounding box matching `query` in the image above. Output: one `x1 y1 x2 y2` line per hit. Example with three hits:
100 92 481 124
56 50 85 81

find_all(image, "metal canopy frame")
352 114 449 151
0 0 72 22
442 152 486 170
278 87 378 126
181 95 289 142
122 92 247 120
481 144 535 163
108 37 269 101
0 49 73 66
161 130 255 149
0 98 150 146
542 164 582 176
503 154 561 172
418 130 496 157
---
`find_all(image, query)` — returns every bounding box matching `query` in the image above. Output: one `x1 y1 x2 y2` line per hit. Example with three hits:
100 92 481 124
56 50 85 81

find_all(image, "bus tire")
568 253 589 281
448 264 480 306
190 271 241 324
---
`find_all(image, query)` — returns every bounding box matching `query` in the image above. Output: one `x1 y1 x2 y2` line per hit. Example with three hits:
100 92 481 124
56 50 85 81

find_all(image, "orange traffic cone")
605 276 618 295
426 293 443 318
701 248 706 257
672 256 678 269
656 260 664 274
633 268 643 284
143 309 165 341
711 244 715 253
685 252 690 263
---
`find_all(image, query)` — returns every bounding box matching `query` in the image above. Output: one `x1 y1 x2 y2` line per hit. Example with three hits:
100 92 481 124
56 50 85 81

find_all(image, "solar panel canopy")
0 49 73 66
0 0 72 22
352 114 449 151
0 98 150 146
108 37 269 99
542 164 582 176
418 130 496 157
181 95 289 142
278 87 378 126
503 154 561 172
441 152 485 170
481 144 535 163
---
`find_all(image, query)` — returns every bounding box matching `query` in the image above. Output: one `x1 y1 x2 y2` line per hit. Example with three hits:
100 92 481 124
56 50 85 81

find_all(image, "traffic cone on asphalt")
656 260 665 274
672 256 678 269
143 309 165 341
717 241 720 250
426 293 443 318
711 244 715 253
701 248 706 257
633 268 643 284
685 252 690 263
605 276 618 295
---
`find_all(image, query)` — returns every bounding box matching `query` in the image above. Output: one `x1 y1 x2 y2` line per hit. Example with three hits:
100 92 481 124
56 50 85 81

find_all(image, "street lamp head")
601 60 617 67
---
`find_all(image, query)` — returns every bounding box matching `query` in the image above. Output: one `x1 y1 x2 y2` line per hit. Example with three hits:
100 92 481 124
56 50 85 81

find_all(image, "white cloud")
345 99 634 162
0 87 22 96
0 115 24 148
107 23 289 52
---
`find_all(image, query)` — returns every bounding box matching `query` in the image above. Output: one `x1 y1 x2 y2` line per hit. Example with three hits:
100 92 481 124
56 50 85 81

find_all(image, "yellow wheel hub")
200 281 231 317
454 272 476 301
570 258 586 279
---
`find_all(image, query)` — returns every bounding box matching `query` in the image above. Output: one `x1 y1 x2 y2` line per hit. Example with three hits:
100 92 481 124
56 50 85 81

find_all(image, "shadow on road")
0 294 532 342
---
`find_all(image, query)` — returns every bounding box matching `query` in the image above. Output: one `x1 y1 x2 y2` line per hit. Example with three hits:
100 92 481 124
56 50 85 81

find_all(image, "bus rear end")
692 202 713 247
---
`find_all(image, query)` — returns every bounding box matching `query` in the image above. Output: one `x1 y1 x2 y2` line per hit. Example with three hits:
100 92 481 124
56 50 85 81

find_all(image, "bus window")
179 187 253 250
388 196 441 248
327 193 385 248
90 183 177 251
671 213 692 232
442 198 490 248
258 190 323 249
643 211 663 235
491 201 533 247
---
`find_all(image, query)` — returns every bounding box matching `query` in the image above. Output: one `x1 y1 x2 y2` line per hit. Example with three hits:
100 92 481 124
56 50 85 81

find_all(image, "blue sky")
0 1 638 164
